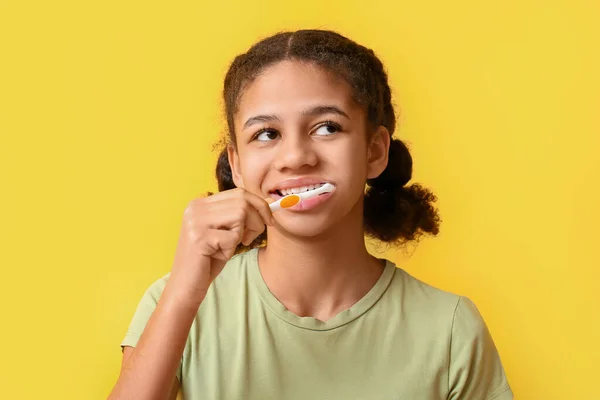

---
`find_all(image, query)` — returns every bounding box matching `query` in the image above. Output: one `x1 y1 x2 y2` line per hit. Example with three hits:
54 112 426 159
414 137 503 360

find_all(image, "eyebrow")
243 105 350 130
302 105 350 120
243 114 281 130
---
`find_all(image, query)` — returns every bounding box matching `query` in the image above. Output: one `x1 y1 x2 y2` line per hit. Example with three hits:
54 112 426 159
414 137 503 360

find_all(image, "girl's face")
229 60 389 238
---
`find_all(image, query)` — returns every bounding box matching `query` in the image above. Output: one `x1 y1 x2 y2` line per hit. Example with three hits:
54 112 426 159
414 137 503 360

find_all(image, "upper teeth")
279 183 325 196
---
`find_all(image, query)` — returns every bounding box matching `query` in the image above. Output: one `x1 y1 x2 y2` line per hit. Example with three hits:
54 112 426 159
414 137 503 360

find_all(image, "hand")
167 188 274 304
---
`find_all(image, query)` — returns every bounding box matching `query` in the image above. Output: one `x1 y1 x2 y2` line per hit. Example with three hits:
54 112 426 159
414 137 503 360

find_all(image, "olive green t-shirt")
121 249 513 399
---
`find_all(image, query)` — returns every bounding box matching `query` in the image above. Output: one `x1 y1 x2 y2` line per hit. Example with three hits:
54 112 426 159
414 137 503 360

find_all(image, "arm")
107 190 272 399
107 285 205 400
117 346 180 400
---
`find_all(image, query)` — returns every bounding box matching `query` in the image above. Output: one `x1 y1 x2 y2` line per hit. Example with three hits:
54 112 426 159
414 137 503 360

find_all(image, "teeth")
279 183 325 196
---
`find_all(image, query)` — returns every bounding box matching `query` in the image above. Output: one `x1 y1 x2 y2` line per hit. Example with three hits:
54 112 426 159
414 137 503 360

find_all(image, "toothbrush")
269 183 336 212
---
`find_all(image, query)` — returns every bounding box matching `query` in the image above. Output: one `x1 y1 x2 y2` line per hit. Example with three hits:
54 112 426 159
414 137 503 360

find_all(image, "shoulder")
139 249 256 301
141 273 171 303
214 249 257 282
386 266 512 398
451 296 489 336
208 248 257 293
389 267 495 342
389 266 462 319
389 267 494 329
447 297 512 398
383 265 497 347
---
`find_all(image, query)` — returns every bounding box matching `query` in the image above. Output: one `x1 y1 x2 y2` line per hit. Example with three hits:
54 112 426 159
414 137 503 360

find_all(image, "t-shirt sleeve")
120 274 183 382
448 296 513 400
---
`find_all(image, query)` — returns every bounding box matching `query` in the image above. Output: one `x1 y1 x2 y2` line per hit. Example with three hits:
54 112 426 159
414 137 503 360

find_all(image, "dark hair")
215 29 440 249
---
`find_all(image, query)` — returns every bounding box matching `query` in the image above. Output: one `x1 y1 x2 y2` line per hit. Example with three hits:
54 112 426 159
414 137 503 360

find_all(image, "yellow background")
1 0 598 398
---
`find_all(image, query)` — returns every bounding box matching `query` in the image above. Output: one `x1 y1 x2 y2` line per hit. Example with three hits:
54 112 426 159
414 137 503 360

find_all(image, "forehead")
235 61 362 124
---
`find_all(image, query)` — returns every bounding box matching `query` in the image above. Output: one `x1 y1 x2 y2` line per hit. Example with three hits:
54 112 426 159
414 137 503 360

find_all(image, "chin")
274 223 334 239
271 206 354 239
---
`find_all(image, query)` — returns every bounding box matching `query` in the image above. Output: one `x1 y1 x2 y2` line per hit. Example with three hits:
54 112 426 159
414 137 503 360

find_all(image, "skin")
229 60 391 321
108 59 391 400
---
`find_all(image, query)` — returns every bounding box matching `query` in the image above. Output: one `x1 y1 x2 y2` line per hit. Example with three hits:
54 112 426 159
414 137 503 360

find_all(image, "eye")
313 122 341 136
255 129 280 142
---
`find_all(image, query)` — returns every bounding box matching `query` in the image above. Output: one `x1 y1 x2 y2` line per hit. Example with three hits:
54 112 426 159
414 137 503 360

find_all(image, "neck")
258 202 384 322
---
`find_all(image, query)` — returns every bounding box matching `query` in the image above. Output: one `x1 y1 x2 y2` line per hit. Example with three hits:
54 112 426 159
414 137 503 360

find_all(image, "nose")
272 131 318 172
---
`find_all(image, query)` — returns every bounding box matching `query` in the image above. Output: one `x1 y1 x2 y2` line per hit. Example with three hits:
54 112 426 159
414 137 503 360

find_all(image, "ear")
227 144 245 189
367 126 391 179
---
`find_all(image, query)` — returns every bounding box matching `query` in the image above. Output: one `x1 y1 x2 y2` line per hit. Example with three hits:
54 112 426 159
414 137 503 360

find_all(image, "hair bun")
368 138 412 190
216 148 236 191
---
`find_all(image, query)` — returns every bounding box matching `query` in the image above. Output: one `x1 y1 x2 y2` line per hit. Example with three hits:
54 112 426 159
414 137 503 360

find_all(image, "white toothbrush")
269 183 336 212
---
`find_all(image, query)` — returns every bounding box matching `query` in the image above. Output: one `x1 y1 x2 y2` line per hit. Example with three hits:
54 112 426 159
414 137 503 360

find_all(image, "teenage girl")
108 29 513 400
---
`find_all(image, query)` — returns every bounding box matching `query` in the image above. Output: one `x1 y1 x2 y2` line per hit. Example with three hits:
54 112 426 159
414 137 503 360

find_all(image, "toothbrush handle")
269 199 282 212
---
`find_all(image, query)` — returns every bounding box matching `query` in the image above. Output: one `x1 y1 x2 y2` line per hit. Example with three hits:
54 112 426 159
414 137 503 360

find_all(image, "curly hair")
215 29 440 250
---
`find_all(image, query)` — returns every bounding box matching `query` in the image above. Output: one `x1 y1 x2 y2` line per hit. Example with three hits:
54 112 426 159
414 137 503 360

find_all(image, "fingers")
185 188 273 259
201 188 274 226
200 200 266 247
240 227 264 246
202 228 241 261
243 192 275 226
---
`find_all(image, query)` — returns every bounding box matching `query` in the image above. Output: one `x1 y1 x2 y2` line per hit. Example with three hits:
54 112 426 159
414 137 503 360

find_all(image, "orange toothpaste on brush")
269 183 336 212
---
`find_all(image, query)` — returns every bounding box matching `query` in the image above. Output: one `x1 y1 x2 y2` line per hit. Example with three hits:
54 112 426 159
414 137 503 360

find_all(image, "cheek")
239 151 270 190
334 139 369 177
322 139 369 204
